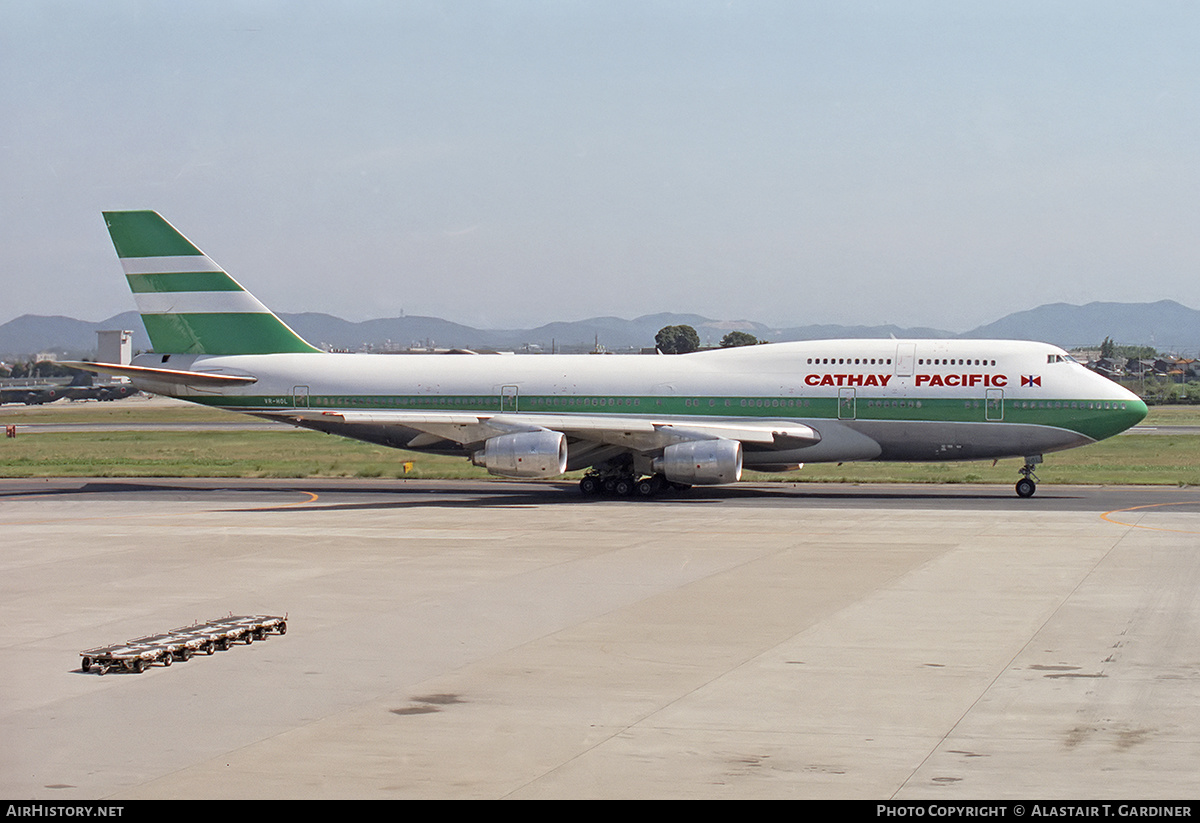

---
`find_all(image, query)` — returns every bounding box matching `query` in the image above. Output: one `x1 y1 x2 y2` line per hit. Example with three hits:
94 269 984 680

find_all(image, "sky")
2 1 1198 332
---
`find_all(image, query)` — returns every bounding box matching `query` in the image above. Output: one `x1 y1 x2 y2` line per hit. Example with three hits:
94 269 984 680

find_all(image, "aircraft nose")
1121 395 1149 430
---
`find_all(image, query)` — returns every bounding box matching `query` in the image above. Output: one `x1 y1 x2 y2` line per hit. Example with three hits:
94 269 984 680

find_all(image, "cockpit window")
1047 354 1077 364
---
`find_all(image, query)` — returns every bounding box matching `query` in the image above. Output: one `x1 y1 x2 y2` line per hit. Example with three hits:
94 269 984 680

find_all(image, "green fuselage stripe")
186 392 1145 442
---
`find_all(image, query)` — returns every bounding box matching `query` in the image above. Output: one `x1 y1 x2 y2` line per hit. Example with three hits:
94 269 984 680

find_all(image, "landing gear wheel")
579 475 601 496
636 476 662 497
1016 454 1042 499
613 477 634 497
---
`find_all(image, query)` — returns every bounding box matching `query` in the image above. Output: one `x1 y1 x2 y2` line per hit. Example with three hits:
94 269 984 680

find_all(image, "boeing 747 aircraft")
69 211 1148 498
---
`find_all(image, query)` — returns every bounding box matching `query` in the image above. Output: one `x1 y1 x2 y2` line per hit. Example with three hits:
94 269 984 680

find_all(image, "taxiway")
2 478 1199 799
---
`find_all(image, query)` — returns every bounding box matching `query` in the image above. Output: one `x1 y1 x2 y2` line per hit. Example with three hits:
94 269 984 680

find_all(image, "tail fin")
102 211 319 355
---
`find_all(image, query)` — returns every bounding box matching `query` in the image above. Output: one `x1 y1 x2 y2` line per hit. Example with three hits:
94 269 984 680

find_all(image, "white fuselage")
130 338 1146 468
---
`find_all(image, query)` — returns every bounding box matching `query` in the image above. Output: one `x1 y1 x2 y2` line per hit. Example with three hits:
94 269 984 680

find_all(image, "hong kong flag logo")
1021 375 1042 387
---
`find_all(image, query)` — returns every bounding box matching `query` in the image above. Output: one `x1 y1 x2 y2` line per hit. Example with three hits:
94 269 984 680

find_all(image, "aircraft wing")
270 409 820 453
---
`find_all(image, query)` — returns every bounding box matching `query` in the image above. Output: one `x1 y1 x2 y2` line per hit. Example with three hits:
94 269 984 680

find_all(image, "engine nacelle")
653 439 743 486
472 430 568 478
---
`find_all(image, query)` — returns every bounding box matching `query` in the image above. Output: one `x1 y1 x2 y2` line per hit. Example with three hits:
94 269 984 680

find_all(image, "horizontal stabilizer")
60 361 258 387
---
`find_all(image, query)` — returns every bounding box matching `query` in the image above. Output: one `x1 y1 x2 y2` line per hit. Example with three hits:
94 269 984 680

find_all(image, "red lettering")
804 373 897 389
910 373 1007 390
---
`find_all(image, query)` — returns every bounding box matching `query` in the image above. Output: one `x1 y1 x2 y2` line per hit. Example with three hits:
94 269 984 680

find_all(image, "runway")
3 478 1199 799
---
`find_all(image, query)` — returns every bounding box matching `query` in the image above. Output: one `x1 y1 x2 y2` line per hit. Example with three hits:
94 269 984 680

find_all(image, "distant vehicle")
69 211 1147 498
0 372 137 405
64 380 138 402
0 383 65 405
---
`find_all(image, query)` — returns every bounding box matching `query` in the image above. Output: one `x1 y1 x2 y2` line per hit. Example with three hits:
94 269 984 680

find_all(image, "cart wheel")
81 657 92 673
245 632 253 644
205 642 214 655
132 659 144 673
278 622 287 635
161 653 172 667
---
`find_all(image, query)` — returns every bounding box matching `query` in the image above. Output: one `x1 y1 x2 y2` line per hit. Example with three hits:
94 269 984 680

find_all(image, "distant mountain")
961 300 1200 349
228 312 958 352
2 300 1195 359
0 311 145 358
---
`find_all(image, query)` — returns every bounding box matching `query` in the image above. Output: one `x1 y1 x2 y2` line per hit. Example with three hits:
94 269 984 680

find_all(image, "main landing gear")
1015 454 1042 498
578 472 688 498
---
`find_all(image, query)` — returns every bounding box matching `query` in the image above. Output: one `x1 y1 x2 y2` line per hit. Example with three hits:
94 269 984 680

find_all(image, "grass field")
2 397 1197 485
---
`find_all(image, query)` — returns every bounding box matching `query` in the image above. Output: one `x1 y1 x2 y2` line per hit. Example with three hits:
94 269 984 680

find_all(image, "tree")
719 331 758 348
1100 336 1115 359
655 325 700 354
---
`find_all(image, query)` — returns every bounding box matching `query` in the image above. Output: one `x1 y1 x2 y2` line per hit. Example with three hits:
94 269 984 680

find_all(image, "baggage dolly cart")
80 614 287 674
79 640 172 675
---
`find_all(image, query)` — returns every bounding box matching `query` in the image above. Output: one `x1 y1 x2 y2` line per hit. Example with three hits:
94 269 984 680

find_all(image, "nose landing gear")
1016 454 1042 498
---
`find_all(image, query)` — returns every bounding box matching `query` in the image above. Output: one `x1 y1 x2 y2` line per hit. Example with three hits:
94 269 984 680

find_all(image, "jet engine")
473 430 568 478
653 439 742 485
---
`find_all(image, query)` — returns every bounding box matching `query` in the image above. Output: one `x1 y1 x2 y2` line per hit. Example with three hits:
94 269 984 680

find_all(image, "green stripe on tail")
103 211 320 355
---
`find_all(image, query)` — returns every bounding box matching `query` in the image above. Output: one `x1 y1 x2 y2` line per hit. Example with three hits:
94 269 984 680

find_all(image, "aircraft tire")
613 477 634 496
1015 478 1036 498
579 476 601 496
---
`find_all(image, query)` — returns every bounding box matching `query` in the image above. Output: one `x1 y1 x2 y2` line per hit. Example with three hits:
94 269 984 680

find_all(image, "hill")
2 301 1195 358
961 300 1200 350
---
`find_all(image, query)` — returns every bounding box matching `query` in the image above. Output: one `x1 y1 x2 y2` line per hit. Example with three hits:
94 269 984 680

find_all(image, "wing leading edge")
271 409 819 449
